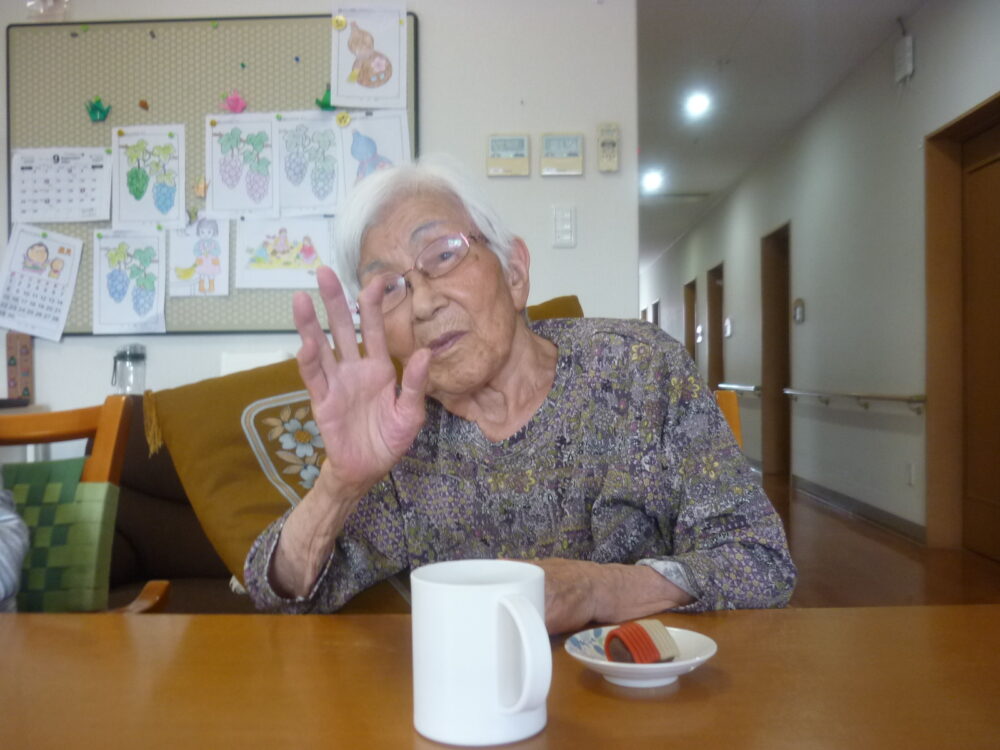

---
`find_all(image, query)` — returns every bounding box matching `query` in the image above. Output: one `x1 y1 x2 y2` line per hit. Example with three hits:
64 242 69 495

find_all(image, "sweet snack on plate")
604 619 679 663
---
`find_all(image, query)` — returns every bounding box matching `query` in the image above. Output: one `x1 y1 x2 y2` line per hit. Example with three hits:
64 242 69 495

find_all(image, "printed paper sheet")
111 125 187 230
10 148 112 224
168 216 231 298
92 229 166 334
330 5 407 110
235 216 330 289
0 225 83 342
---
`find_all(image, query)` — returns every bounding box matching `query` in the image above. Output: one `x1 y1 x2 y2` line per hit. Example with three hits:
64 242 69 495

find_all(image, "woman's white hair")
332 154 518 298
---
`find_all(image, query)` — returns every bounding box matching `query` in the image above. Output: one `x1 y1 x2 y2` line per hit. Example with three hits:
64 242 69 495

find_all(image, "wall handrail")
783 388 926 414
716 383 761 394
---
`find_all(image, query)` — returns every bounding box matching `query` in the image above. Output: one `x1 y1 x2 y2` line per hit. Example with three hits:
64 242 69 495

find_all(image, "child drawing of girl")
194 218 222 294
299 235 317 264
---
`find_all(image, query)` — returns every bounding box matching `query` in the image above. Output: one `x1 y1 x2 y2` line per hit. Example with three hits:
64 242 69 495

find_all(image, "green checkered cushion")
2 458 119 612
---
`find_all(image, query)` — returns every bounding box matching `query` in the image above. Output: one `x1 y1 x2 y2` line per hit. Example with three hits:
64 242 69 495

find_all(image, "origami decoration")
315 85 335 111
223 90 248 114
86 97 111 122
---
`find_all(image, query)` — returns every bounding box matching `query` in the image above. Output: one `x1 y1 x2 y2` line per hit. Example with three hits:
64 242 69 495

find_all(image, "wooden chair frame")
0 395 170 613
714 389 743 450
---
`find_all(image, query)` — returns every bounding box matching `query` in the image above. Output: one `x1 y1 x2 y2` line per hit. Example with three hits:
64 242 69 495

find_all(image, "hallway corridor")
782 488 1000 608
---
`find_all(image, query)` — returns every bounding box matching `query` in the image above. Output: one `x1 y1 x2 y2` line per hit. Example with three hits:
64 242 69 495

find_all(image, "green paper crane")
315 84 336 112
86 96 111 122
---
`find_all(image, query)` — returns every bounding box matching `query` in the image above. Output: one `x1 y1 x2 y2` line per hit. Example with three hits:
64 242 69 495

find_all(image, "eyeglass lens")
376 233 471 313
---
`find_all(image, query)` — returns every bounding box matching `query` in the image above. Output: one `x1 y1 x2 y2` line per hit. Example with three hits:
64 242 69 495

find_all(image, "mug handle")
498 593 552 714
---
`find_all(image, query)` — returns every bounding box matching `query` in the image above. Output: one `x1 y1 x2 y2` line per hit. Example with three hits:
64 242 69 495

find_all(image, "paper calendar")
0 225 84 342
10 148 112 224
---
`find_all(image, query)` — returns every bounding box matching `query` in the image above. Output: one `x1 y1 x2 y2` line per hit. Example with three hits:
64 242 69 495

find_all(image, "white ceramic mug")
410 559 551 746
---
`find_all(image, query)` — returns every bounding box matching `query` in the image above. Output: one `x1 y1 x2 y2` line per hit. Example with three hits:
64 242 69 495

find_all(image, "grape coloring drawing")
105 241 159 317
218 127 271 203
125 140 177 214
282 125 337 201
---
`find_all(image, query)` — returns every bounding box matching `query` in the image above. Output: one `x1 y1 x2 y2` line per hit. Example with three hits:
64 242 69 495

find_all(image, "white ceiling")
637 0 927 269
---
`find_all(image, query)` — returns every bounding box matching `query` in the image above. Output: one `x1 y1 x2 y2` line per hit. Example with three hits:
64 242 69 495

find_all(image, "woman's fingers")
356 276 391 362
315 265 361 361
293 266 408 444
293 291 338 402
397 347 430 417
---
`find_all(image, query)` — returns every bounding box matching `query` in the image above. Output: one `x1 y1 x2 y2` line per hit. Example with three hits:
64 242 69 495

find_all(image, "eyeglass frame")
359 230 488 314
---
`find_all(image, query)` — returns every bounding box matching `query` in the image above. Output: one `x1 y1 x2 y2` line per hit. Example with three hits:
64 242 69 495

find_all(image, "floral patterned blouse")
244 318 797 613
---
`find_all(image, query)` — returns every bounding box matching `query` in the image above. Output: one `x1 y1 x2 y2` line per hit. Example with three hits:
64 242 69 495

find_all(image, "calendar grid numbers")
10 148 112 224
0 226 83 342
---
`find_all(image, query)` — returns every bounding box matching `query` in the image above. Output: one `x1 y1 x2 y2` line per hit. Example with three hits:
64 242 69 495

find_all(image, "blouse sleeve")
243 477 408 613
0 489 30 611
639 346 797 612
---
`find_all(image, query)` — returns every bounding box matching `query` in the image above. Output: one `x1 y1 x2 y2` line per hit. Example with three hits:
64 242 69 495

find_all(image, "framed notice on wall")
6 13 418 334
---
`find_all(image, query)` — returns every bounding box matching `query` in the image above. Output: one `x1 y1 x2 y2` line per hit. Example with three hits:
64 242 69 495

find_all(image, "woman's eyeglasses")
368 231 486 314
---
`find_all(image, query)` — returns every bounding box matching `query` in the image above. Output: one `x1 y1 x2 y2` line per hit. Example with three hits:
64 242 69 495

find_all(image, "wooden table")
2 605 998 749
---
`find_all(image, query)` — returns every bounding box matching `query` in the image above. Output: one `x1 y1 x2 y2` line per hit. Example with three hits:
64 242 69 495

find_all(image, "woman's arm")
534 325 794 633
648 346 796 613
531 558 693 634
244 472 409 612
269 462 367 598
244 266 429 609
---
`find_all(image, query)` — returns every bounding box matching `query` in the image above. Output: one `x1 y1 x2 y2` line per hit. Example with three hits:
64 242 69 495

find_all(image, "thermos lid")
113 343 146 362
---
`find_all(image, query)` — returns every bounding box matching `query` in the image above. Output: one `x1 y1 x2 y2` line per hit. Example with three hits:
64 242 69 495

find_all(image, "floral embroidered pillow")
241 393 325 504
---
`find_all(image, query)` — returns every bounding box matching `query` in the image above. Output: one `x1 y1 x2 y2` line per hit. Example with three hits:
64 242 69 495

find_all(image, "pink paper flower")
223 90 247 114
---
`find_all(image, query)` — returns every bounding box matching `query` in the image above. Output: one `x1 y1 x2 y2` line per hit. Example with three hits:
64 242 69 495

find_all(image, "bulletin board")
5 14 418 334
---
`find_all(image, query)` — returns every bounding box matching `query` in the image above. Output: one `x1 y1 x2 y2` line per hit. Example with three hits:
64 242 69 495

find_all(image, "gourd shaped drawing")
347 21 393 88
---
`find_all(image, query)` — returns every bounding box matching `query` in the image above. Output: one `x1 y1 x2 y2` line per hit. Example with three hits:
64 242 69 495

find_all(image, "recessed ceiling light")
685 91 712 119
641 169 665 193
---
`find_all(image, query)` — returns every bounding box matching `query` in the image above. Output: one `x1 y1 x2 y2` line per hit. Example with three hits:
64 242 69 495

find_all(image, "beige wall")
0 0 638 407
640 0 1000 527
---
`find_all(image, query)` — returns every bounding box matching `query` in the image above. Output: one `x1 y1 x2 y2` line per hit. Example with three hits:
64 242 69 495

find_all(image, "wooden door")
684 280 697 362
707 263 724 390
961 121 1000 562
761 225 791 526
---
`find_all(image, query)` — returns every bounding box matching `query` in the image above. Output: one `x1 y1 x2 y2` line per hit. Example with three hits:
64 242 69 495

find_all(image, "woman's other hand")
530 558 694 635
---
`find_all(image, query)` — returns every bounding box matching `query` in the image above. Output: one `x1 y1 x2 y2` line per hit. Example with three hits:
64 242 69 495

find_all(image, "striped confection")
604 619 679 663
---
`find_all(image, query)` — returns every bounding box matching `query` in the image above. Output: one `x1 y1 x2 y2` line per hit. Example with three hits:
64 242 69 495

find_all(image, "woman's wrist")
594 563 693 623
269 462 366 597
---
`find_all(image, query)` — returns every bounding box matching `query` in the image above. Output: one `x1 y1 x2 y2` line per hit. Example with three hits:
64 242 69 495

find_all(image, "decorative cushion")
526 295 584 321
3 457 118 612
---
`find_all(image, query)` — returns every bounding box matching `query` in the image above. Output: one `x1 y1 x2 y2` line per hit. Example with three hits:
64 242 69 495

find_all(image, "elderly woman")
244 157 796 633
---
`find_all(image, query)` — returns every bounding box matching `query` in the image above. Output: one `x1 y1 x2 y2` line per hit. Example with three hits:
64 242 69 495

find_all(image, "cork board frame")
5 13 418 333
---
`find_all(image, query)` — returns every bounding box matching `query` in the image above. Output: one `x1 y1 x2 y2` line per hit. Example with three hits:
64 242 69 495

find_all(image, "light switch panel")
552 204 576 248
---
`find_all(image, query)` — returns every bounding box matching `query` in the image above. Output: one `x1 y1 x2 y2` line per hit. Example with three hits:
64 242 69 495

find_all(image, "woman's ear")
505 238 531 310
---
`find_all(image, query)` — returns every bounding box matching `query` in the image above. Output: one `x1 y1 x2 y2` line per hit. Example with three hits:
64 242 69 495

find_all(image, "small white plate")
564 624 718 688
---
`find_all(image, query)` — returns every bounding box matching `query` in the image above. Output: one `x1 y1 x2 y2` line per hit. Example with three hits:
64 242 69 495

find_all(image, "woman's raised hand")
293 265 430 503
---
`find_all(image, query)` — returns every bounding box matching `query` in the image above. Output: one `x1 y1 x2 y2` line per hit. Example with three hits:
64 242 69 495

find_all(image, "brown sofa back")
109 395 254 612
